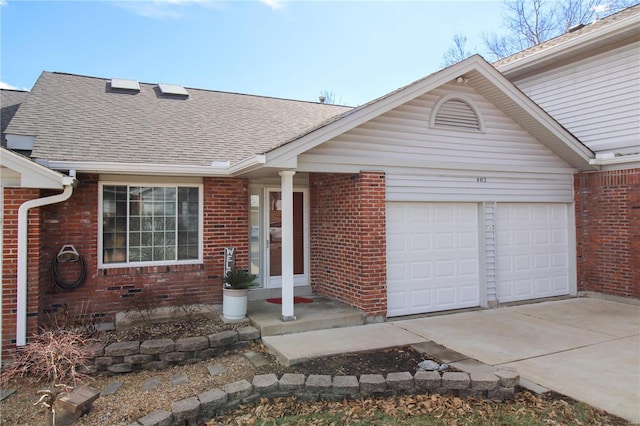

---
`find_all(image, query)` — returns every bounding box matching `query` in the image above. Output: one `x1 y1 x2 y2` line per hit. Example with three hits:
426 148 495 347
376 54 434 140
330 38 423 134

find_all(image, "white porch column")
279 170 296 321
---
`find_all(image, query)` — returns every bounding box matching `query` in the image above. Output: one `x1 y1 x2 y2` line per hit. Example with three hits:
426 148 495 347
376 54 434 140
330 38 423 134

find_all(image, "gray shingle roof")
493 3 640 69
1 89 30 148
6 72 351 166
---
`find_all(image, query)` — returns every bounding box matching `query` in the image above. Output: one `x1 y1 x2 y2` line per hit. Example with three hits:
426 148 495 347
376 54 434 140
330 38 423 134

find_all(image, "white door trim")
264 187 309 289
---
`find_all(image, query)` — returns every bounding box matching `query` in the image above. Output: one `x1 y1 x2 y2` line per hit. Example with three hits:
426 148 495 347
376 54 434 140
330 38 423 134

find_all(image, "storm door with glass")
266 189 307 288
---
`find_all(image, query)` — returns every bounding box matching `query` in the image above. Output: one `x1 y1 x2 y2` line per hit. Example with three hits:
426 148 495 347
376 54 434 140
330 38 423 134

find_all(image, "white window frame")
98 180 204 269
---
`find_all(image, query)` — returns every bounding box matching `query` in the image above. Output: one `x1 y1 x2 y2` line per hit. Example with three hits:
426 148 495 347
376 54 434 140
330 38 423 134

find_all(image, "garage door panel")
553 253 567 267
411 262 431 279
535 278 551 293
497 203 570 303
552 229 567 244
387 289 406 312
460 258 479 276
435 287 455 307
411 289 432 311
387 202 480 317
534 253 549 268
460 284 480 303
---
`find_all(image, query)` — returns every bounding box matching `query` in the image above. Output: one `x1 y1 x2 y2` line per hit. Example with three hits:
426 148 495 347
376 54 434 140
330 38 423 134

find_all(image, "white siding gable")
297 83 576 203
512 42 640 156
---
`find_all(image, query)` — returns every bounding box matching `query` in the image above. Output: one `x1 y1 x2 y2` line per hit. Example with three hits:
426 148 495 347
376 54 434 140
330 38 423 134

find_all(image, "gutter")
39 160 231 177
588 153 640 167
16 176 77 346
41 156 270 177
227 154 266 175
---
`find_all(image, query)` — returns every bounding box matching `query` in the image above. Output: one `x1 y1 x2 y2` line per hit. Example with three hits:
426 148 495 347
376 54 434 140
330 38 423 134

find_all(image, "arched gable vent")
431 95 483 131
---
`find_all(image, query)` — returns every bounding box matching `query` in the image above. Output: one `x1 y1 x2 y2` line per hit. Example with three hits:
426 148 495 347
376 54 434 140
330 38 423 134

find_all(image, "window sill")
100 262 203 276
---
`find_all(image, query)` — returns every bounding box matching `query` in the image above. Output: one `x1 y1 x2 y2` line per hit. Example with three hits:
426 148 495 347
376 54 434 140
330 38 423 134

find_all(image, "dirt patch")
96 314 249 344
286 346 449 376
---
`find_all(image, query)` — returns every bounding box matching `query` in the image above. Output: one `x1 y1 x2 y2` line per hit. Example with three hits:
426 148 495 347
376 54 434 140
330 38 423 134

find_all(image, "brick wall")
35 174 249 330
2 187 42 356
575 168 640 298
309 171 387 320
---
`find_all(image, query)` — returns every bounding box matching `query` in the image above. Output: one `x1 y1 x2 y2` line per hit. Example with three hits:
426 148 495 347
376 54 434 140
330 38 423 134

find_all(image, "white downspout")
16 182 75 346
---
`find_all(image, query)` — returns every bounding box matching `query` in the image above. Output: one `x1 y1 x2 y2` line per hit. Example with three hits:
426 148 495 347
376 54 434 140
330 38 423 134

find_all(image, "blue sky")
1 1 504 105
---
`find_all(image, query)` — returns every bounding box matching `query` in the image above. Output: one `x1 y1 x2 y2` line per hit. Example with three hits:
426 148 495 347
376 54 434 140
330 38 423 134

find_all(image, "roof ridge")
46 71 353 108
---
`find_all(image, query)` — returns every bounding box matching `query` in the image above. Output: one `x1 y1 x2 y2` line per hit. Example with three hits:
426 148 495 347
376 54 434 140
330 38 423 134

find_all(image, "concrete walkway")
262 297 640 423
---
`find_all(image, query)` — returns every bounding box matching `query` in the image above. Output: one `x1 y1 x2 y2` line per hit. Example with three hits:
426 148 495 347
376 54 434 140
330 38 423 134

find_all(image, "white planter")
222 288 249 320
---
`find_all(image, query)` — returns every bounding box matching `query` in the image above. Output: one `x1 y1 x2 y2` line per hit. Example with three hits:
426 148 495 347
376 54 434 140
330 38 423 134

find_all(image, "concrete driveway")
392 298 640 423
263 297 639 423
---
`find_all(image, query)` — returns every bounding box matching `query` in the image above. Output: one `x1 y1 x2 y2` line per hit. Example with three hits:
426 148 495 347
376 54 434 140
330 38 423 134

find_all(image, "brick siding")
310 171 387 320
2 175 249 359
575 168 640 298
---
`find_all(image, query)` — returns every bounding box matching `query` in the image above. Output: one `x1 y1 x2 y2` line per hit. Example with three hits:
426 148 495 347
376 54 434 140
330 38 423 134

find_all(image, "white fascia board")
0 148 67 189
227 154 266 175
41 160 231 177
589 153 640 167
265 57 488 167
497 13 640 75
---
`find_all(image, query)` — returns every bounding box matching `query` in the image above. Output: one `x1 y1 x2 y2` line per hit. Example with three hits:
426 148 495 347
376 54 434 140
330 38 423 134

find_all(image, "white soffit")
158 83 189 96
0 147 69 189
111 78 140 91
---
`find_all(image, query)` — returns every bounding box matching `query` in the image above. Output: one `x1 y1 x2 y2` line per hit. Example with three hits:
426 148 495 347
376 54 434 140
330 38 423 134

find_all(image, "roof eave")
0 147 70 189
497 12 640 77
228 154 266 175
589 153 640 168
39 159 232 177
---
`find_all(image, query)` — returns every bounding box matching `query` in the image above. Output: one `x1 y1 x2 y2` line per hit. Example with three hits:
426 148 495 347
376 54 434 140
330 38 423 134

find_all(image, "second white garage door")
496 203 571 303
387 202 480 317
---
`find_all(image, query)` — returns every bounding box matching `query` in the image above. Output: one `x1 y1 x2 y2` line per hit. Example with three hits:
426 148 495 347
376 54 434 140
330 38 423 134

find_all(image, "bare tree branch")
441 33 475 67
481 0 640 61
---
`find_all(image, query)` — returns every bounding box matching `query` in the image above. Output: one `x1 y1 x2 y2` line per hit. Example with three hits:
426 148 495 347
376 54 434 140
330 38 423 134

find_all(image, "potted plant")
222 268 258 320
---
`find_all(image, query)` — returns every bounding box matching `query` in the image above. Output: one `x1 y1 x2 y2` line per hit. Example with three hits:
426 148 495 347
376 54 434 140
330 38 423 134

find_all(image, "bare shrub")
41 301 97 337
0 329 92 386
120 288 162 324
170 292 205 321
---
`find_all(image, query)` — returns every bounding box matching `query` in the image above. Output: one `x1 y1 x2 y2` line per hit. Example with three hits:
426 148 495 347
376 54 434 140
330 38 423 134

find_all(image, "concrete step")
248 296 364 336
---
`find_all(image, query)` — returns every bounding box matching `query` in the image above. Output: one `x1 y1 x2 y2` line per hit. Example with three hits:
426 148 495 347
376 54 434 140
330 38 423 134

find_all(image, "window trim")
98 180 204 269
430 93 485 132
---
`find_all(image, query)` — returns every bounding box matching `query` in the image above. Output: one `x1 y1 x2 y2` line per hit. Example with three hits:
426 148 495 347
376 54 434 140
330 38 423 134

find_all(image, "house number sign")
476 177 487 183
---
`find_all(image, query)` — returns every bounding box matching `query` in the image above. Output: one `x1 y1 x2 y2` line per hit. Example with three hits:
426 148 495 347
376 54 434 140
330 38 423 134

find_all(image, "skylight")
158 83 189 97
110 78 140 92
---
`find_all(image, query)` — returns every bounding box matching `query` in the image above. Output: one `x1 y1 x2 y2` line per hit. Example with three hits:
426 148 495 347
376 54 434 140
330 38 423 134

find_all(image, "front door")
266 190 307 288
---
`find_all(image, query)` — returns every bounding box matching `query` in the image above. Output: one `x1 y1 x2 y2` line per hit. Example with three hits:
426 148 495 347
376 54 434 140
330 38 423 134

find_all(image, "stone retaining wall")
86 327 260 374
133 368 520 426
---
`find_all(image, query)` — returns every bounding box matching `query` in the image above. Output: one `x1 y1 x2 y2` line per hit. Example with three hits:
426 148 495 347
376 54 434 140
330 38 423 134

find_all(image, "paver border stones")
197 388 227 419
253 374 279 393
138 409 172 426
170 397 201 425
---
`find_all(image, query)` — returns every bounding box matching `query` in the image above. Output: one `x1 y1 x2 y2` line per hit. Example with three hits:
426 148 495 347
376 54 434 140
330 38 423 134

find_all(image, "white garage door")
496 203 570 303
387 202 480 317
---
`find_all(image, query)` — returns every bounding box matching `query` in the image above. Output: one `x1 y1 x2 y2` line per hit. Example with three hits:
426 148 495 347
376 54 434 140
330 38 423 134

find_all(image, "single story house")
1 5 638 363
